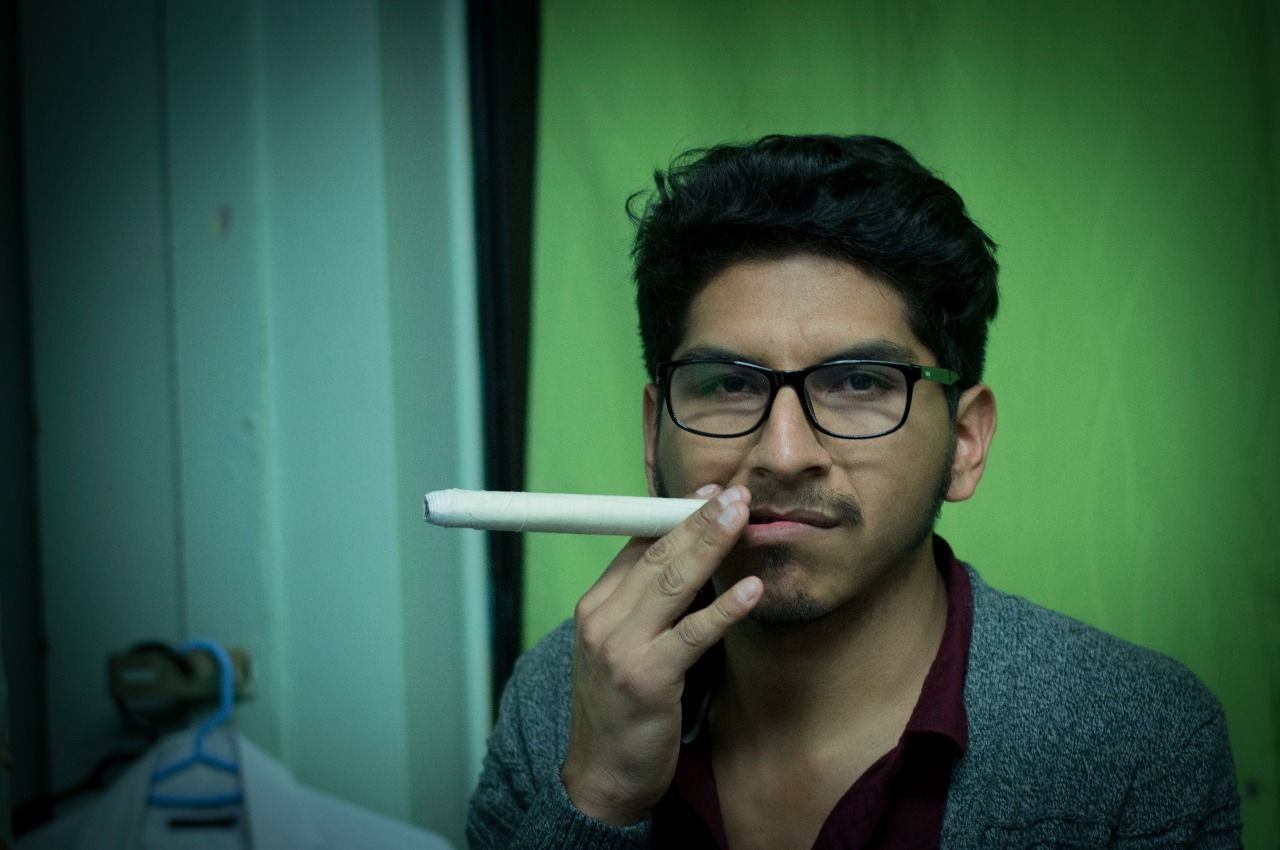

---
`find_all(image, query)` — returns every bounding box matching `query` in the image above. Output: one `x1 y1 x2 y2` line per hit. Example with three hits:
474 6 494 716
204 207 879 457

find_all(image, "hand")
560 484 762 825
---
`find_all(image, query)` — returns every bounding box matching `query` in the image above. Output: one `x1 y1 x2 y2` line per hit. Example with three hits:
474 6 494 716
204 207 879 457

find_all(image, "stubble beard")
652 435 955 630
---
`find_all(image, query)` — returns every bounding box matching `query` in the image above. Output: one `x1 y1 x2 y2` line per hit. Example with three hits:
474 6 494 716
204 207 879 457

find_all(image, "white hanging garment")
17 728 452 850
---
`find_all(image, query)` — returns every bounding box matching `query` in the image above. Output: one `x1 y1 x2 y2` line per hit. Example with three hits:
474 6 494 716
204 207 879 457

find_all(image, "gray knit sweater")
467 566 1241 848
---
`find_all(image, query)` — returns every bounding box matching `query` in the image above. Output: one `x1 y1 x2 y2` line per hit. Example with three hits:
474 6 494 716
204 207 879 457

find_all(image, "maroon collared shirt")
652 536 974 849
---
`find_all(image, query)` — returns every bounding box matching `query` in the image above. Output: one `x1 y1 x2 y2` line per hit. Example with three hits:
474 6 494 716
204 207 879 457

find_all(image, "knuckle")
698 517 722 548
710 596 736 624
696 518 728 554
675 614 709 650
575 615 603 652
615 666 649 699
696 504 735 549
597 634 625 668
693 504 729 547
690 501 719 532
644 534 676 566
574 605 615 655
653 562 686 598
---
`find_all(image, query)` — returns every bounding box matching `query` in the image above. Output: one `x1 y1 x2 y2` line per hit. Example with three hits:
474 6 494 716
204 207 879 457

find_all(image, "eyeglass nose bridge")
759 363 920 440
758 367 825 434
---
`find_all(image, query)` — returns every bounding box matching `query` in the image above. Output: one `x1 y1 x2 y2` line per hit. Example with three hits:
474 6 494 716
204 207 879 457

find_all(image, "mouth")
747 508 839 529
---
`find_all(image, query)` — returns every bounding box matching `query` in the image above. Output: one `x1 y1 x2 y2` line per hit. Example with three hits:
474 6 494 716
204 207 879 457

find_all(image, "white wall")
20 1 488 845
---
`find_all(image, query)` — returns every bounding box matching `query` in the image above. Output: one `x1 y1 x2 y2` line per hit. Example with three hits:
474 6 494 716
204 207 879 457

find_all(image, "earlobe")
643 385 660 497
946 384 997 503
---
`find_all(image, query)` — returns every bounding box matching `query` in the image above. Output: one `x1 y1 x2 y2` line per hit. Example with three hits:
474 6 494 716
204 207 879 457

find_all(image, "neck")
712 537 948 751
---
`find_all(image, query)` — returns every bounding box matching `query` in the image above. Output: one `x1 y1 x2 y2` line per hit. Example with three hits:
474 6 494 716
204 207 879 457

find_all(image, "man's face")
644 253 980 625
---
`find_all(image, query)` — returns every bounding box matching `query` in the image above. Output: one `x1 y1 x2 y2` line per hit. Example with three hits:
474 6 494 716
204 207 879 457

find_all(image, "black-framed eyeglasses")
657 359 961 439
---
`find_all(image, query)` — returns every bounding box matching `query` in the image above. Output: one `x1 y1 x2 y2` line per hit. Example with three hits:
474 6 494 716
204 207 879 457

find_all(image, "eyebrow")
826 339 920 363
677 338 921 366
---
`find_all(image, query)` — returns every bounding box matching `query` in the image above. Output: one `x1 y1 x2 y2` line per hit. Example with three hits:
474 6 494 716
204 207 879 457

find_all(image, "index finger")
576 536 651 619
609 485 750 632
577 484 724 617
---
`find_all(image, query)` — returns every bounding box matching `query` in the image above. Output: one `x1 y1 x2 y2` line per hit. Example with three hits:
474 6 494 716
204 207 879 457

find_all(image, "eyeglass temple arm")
920 365 961 385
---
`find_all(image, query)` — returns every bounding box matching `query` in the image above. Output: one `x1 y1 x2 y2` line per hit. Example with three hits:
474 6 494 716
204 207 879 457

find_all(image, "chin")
721 545 834 627
748 590 830 626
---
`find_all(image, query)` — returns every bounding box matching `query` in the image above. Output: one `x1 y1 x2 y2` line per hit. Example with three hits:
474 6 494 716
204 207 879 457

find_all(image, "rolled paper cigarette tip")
423 489 708 537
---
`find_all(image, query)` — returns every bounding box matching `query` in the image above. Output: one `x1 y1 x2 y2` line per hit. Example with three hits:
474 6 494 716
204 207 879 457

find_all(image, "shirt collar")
903 535 972 754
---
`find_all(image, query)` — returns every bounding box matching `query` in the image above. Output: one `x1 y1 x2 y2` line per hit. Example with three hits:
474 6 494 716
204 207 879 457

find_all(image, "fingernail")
716 487 742 508
696 484 720 497
736 580 761 603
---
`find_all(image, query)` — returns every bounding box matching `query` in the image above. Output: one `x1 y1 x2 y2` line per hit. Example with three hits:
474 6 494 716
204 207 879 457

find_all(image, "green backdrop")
524 2 1279 844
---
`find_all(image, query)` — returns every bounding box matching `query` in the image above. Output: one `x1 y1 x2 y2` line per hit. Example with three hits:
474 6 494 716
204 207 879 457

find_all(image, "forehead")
676 254 926 366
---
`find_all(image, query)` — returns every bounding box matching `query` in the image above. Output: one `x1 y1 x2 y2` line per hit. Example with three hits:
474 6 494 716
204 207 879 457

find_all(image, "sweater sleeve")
466 621 653 850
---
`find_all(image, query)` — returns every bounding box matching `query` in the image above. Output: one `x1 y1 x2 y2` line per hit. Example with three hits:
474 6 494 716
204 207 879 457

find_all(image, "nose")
745 386 833 482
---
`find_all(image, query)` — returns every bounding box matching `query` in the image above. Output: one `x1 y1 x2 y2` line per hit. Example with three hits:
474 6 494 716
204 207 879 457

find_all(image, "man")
467 135 1241 848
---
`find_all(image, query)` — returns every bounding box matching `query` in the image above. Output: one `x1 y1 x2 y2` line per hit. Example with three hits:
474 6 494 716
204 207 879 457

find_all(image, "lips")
748 508 839 528
742 507 839 545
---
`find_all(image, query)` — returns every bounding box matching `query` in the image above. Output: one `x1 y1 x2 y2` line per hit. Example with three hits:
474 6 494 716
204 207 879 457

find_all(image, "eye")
713 374 754 394
841 371 881 392
672 362 769 401
811 363 903 399
697 371 763 398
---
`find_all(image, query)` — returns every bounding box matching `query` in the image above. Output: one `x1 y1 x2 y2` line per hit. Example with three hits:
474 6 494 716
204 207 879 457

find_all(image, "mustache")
653 465 862 526
746 481 863 526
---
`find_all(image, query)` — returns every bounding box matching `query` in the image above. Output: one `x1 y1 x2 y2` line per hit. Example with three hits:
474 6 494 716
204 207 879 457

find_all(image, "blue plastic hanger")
147 638 243 808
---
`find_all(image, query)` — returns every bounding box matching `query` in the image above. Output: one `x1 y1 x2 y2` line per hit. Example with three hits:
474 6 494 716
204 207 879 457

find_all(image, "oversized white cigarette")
424 489 708 536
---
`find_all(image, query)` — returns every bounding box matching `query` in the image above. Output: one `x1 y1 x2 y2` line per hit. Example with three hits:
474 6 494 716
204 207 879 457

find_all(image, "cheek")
895 433 953 508
851 429 950 517
656 429 743 494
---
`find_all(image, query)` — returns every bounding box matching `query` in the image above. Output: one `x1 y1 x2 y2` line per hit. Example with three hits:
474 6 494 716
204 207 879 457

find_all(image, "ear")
945 384 997 503
643 384 661 497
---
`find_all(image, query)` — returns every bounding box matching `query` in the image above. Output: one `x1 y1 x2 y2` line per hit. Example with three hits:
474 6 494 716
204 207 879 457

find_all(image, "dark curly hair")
629 135 999 401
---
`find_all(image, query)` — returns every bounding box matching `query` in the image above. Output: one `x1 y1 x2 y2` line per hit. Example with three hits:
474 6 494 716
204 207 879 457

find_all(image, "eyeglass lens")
667 361 910 437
